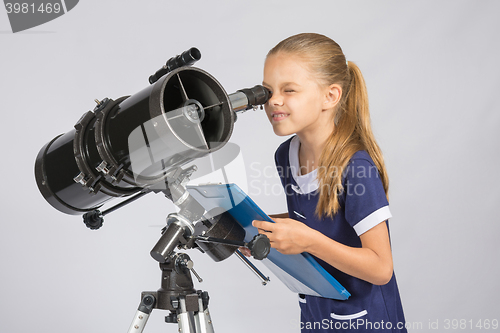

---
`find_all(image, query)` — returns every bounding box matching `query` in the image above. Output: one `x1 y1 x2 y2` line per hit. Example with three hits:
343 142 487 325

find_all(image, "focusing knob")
247 234 271 260
83 210 104 230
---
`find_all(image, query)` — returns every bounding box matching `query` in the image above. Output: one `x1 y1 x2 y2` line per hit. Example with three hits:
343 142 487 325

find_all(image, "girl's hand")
252 218 316 255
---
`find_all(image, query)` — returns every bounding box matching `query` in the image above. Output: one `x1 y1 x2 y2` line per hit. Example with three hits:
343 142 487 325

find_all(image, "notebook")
187 183 350 300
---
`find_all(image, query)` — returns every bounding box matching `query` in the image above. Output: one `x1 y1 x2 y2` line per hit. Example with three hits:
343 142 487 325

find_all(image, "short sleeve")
343 153 391 236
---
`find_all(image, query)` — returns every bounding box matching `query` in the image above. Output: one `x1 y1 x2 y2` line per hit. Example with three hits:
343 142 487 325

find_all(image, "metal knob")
175 253 203 283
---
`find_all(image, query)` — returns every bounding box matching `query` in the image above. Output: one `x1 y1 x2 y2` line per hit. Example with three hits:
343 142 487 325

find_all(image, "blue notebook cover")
187 183 350 300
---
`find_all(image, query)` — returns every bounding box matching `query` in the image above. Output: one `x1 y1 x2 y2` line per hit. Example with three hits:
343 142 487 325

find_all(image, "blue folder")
187 183 350 300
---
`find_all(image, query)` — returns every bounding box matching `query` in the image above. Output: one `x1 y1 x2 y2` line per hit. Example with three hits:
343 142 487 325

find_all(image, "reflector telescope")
34 48 269 216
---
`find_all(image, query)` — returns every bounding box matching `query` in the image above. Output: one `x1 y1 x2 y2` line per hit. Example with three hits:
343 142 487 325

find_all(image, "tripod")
82 167 270 333
123 209 270 333
127 252 214 333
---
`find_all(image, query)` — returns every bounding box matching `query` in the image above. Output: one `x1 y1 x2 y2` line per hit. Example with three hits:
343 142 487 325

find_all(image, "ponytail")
316 61 389 218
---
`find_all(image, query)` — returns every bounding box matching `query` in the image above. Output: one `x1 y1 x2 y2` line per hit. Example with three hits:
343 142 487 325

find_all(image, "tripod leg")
178 296 196 333
194 292 214 333
127 294 156 333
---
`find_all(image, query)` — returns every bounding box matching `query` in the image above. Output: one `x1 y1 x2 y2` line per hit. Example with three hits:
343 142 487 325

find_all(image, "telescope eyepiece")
237 85 271 106
149 47 201 84
166 47 201 71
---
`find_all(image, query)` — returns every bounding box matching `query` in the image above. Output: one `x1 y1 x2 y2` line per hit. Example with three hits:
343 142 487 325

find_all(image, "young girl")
252 33 406 332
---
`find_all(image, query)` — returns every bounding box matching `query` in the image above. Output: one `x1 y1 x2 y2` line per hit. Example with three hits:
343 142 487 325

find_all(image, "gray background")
1 1 499 332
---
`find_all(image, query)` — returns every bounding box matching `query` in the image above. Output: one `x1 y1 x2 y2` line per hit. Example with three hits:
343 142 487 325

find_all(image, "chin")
272 126 294 137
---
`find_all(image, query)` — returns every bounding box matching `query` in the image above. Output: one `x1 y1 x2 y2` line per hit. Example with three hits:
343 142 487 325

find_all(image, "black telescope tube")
149 47 201 84
35 66 235 215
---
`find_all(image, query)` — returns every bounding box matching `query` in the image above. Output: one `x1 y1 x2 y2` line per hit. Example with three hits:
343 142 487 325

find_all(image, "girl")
252 33 406 332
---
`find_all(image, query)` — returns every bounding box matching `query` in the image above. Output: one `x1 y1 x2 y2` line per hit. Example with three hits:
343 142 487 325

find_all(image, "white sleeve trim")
353 206 392 236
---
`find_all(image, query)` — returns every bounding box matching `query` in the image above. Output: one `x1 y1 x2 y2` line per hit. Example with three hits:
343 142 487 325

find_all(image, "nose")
268 92 283 107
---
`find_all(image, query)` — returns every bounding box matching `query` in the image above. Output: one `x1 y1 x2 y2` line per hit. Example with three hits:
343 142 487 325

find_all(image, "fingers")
252 220 274 232
252 220 278 249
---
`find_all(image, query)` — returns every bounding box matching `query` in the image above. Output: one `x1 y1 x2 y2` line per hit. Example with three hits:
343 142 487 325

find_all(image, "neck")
297 121 334 175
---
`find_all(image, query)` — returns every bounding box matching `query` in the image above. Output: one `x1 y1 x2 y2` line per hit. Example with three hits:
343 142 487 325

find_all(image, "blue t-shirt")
275 136 406 333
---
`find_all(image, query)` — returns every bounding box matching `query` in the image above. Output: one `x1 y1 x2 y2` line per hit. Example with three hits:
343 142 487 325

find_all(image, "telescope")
35 47 269 216
34 48 272 333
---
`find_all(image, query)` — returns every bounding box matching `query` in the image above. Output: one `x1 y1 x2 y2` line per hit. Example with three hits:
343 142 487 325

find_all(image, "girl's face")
263 53 336 137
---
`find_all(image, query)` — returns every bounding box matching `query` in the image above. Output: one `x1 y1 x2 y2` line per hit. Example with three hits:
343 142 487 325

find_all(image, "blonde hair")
268 33 389 218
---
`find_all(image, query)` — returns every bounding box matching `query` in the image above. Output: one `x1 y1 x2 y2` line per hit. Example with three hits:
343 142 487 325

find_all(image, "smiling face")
263 52 337 138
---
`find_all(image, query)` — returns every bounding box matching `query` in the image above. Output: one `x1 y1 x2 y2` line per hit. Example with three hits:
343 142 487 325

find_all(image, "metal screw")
96 161 109 174
134 325 139 329
73 172 87 186
138 315 143 320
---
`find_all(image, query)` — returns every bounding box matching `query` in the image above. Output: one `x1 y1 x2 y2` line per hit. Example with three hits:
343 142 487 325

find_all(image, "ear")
323 84 342 110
